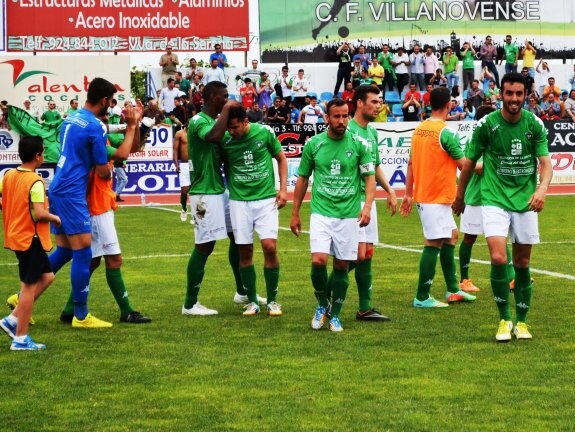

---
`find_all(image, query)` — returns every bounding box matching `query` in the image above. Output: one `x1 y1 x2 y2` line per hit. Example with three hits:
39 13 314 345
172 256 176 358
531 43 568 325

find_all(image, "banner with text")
260 0 575 62
7 0 248 52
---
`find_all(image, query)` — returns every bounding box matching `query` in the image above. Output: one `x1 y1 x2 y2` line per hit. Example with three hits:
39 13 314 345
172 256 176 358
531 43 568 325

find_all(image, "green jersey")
188 112 225 195
222 123 282 201
504 43 519 65
298 130 375 219
443 53 458 74
347 119 380 194
41 110 62 124
464 144 483 206
377 52 394 72
461 50 474 70
466 110 548 212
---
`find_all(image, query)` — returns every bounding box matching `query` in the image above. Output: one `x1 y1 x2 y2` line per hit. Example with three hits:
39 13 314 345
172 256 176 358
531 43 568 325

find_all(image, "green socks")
459 241 473 281
513 266 532 323
355 259 372 312
62 292 74 316
491 264 511 320
106 268 133 317
264 267 279 303
239 265 257 303
440 243 460 294
416 246 440 301
228 241 245 295
311 265 329 307
330 268 350 318
506 244 516 283
184 248 209 308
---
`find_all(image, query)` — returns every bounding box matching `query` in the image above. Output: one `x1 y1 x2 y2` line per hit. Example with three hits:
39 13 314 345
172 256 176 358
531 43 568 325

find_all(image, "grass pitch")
0 197 574 431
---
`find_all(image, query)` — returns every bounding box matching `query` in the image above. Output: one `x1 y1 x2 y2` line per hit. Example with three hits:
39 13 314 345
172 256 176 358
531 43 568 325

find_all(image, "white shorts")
310 214 359 261
90 210 121 257
179 162 191 188
482 206 540 244
358 202 379 244
191 193 232 244
460 205 483 235
229 198 278 244
416 203 457 240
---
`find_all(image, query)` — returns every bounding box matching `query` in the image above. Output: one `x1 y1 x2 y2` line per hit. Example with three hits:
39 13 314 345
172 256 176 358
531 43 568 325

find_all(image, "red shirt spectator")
404 83 421 102
240 79 257 109
341 82 355 115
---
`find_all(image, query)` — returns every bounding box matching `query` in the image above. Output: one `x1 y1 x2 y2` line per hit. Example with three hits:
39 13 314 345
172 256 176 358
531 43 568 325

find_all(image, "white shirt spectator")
394 53 410 74
203 67 226 84
300 104 324 125
292 77 309 97
159 87 180 113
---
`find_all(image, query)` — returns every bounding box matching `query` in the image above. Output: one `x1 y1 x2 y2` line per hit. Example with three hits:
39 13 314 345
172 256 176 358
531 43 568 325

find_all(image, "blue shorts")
49 194 92 235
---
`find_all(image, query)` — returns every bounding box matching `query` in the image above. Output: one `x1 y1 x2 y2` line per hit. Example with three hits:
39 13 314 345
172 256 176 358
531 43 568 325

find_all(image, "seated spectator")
359 68 374 86
402 92 420 121
429 68 447 88
484 81 501 107
559 91 569 118
266 97 289 124
541 93 561 120
374 94 392 122
461 99 476 121
404 82 421 102
450 85 463 106
525 95 544 118
422 83 432 110
368 58 385 92
143 99 166 125
341 82 355 116
192 84 204 112
569 65 575 91
288 101 300 124
467 80 485 111
172 97 186 126
246 102 264 123
280 99 291 123
447 99 464 121
298 96 326 125
542 77 562 102
240 78 257 109
479 66 495 92
351 59 363 88
564 89 575 121
521 67 536 98
257 72 273 109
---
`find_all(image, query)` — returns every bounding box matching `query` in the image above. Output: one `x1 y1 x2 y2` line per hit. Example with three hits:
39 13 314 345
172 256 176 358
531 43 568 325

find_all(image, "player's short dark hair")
167 78 175 84
352 85 380 110
228 105 247 123
18 136 44 163
430 87 451 110
501 72 526 92
203 81 227 102
86 78 117 105
326 98 347 115
475 105 496 121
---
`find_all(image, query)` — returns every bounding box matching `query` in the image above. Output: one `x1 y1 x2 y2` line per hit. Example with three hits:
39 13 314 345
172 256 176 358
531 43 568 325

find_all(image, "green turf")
1 197 574 431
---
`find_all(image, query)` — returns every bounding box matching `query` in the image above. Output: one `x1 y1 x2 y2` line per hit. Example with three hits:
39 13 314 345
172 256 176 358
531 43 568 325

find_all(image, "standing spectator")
244 59 262 83
278 66 293 104
159 44 179 88
525 95 544 118
22 99 39 121
569 65 575 91
563 89 575 121
480 35 500 87
209 43 228 70
0 103 9 130
203 58 226 84
292 69 309 110
500 35 519 74
159 78 180 114
467 80 485 111
461 41 476 91
423 45 440 86
374 94 392 122
430 68 447 88
521 40 537 78
368 58 385 92
240 78 257 109
442 47 459 90
409 44 425 91
353 44 371 71
536 59 551 97
392 47 410 96
41 101 62 125
190 75 202 94
257 72 273 110
521 67 535 98
351 59 363 89
289 101 300 124
192 84 204 113
341 82 355 115
183 58 203 82
63 100 79 118
451 85 463 106
334 41 355 96
143 100 166 126
246 102 264 123
485 81 501 107
378 44 396 93
421 83 433 120
402 91 421 121
298 96 326 125
479 66 496 92
172 97 187 126
175 72 191 98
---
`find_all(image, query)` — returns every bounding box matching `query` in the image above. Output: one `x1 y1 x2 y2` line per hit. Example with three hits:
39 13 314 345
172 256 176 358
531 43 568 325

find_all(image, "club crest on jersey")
525 132 533 140
256 140 263 148
346 150 353 158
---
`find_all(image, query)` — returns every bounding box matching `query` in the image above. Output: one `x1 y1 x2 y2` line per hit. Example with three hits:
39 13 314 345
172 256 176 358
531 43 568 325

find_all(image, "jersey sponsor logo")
330 159 341 175
243 150 254 165
511 139 523 156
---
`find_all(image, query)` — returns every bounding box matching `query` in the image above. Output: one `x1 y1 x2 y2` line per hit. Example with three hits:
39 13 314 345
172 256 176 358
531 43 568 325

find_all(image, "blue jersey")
50 107 108 198
209 52 227 69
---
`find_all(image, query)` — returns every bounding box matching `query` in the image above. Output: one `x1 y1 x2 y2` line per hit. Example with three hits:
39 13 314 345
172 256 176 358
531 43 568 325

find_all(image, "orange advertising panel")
6 0 249 52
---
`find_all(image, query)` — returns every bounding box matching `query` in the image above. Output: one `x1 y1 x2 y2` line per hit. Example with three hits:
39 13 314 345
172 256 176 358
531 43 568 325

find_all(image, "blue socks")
71 247 92 320
48 246 73 274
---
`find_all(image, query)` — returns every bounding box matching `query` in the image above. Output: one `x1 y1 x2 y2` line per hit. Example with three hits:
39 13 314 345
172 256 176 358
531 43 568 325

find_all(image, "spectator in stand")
184 58 203 82
368 58 385 93
378 44 395 93
203 58 226 84
246 102 264 123
292 69 309 110
564 89 575 122
447 98 464 121
351 59 363 89
525 95 544 118
521 40 537 78
500 34 519 73
159 44 179 88
569 65 575 91
480 35 499 87
560 91 569 118
485 80 501 107
159 78 180 114
0 103 10 130
404 82 421 102
392 47 410 97
423 45 440 87
462 99 476 120
288 101 300 124
175 72 191 99
402 91 420 121
374 94 392 122
334 41 355 96
143 99 166 126
298 96 326 125
341 82 355 116
267 97 289 124
542 77 562 102
460 41 476 91
430 68 447 88
172 97 187 126
451 85 463 106
41 101 62 125
190 75 202 94
536 59 551 98
479 66 495 92
359 67 374 86
541 92 561 120
240 78 257 109
183 95 196 119
467 79 485 111
209 43 228 70
192 84 204 113
409 44 425 91
63 99 79 118
353 44 371 70
421 83 433 120
257 72 273 110
243 59 262 83
442 46 459 90
521 67 536 98
279 65 293 104
22 99 40 121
